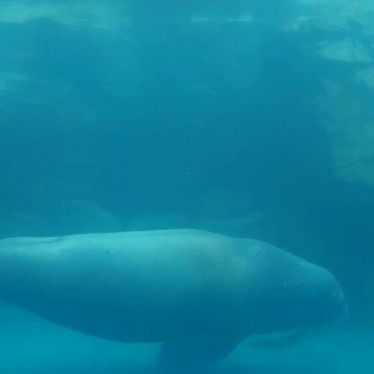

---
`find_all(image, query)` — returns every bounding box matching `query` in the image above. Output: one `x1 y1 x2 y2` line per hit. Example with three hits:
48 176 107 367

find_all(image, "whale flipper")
247 329 307 350
157 334 241 370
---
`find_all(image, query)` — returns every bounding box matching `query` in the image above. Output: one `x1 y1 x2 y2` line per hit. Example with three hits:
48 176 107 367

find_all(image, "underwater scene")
0 0 374 373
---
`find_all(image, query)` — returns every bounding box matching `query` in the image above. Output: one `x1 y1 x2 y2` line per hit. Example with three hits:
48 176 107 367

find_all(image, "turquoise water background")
1 1 374 372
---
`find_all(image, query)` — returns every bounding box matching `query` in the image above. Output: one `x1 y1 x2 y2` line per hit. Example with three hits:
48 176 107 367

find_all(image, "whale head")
294 264 348 328
264 261 349 333
242 241 349 335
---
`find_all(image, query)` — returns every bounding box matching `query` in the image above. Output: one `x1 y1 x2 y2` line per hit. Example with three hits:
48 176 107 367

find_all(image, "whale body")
0 229 346 368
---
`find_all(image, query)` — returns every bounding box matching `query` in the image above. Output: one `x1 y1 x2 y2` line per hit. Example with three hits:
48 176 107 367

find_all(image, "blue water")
1 0 374 372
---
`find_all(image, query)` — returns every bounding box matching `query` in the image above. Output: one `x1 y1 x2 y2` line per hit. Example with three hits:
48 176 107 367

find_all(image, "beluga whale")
0 229 347 370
